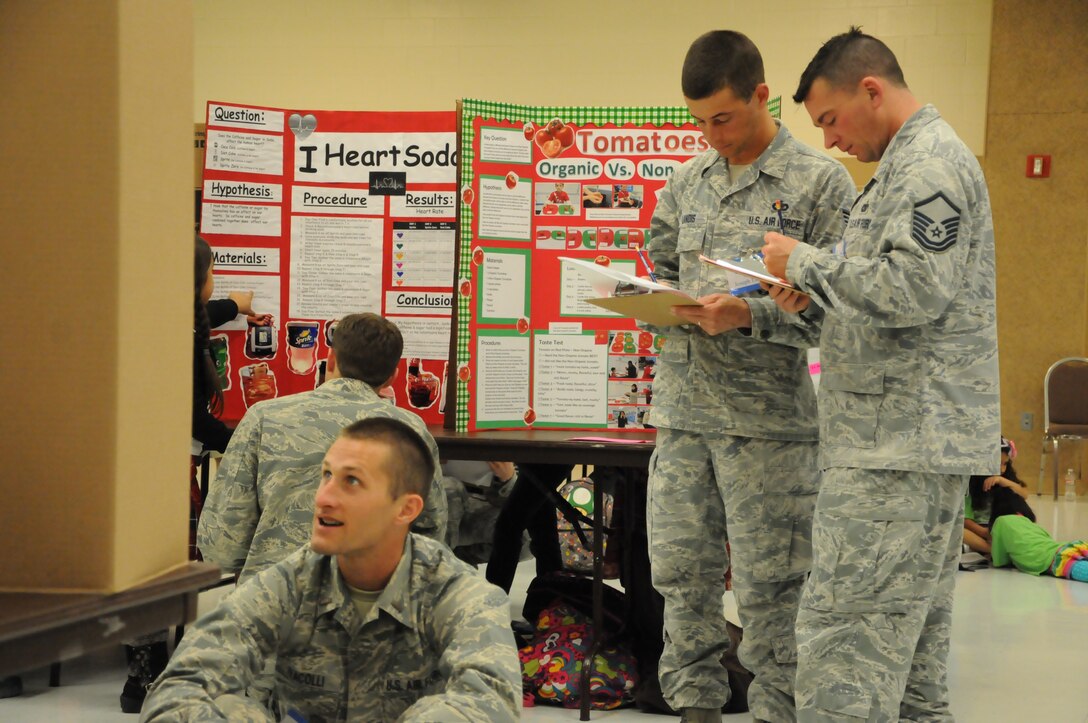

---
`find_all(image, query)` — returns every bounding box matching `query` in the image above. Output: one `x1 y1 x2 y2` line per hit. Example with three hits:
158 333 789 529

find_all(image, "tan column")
0 0 194 591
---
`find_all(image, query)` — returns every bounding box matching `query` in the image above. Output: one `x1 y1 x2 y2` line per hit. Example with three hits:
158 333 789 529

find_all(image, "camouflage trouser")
442 476 468 551
795 468 966 722
648 429 818 721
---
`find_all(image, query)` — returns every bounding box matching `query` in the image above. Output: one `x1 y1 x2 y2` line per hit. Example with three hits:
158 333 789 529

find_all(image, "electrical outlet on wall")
1020 412 1034 431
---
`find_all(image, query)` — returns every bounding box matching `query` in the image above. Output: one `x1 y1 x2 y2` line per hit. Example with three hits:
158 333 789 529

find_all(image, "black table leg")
580 473 606 721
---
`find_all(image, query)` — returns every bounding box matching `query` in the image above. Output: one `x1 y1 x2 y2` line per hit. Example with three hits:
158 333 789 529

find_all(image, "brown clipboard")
586 291 701 326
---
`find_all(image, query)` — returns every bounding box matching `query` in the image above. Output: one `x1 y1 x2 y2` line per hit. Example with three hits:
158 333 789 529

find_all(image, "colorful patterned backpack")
555 477 614 574
518 575 638 710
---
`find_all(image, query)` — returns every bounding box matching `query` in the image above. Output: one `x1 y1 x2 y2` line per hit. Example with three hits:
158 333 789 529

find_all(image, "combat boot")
120 640 169 714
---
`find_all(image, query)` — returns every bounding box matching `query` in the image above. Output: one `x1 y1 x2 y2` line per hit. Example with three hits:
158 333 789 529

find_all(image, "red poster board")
454 101 704 431
199 102 457 425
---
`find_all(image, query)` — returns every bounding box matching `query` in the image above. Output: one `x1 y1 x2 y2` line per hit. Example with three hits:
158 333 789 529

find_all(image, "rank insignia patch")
911 192 961 252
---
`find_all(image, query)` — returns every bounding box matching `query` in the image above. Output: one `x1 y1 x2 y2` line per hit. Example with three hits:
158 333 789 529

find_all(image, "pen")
635 247 658 282
773 199 786 235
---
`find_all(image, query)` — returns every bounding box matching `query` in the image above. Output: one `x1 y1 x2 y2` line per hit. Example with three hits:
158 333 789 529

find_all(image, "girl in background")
964 436 1088 583
193 235 269 554
962 436 1032 554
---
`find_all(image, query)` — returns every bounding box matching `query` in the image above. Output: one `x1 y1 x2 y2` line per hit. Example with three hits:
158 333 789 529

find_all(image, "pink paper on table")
568 436 653 444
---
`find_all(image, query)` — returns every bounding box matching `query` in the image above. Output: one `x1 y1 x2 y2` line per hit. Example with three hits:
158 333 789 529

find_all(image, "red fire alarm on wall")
1026 154 1051 178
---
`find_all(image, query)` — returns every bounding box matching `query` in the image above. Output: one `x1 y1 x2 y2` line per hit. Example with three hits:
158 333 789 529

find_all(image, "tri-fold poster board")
198 98 705 432
199 103 456 426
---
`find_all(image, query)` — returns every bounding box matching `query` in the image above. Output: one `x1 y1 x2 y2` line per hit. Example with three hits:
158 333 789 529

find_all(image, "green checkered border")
455 99 696 431
769 95 782 119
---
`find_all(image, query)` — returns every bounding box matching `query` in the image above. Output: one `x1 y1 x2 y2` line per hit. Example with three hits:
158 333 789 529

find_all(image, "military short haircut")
331 313 403 386
681 30 765 102
339 417 433 501
793 26 907 103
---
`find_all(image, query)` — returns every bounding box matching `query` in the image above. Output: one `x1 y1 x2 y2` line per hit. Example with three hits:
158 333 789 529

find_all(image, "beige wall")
988 0 1088 493
193 0 992 158
0 0 193 591
196 0 1088 492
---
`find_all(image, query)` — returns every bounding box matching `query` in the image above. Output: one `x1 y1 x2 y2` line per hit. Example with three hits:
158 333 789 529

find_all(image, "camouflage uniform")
761 106 1000 721
441 460 517 562
646 123 854 721
198 377 448 581
140 535 521 722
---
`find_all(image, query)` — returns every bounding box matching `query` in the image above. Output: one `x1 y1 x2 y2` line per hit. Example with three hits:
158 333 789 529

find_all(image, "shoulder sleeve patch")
911 191 961 252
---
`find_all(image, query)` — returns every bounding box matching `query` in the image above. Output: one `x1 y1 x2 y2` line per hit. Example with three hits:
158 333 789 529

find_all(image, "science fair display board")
453 99 706 432
199 102 457 425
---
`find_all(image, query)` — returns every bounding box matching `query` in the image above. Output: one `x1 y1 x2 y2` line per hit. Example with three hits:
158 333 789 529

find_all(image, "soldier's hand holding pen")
761 231 810 313
761 230 798 278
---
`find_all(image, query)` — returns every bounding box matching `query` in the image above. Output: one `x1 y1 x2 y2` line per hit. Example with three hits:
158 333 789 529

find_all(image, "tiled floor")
3 497 1087 722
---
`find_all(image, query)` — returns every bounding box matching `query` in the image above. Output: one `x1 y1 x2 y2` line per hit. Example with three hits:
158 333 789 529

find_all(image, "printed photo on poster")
534 181 578 218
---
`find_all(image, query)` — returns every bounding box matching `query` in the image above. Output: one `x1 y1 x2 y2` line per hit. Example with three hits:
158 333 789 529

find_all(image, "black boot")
120 641 170 714
119 674 146 714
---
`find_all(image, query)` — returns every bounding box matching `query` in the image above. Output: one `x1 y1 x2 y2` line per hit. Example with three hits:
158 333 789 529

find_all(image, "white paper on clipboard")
558 256 687 298
559 256 701 326
698 254 804 294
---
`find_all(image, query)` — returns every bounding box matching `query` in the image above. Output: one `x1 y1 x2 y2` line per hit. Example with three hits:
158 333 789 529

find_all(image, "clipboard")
585 292 701 326
560 256 701 325
698 253 804 294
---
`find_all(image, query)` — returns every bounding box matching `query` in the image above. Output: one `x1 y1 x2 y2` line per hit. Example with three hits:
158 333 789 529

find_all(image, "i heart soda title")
297 139 456 173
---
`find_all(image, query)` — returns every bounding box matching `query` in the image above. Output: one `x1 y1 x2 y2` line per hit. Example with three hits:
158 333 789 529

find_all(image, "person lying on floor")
964 436 1088 583
962 436 1031 554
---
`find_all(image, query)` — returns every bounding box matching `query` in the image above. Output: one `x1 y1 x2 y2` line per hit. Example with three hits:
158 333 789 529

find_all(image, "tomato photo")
554 123 575 148
505 171 518 189
540 138 562 158
516 317 529 334
471 247 484 266
594 255 611 267
460 185 474 206
523 408 537 425
458 278 472 297
522 122 535 140
457 363 471 382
